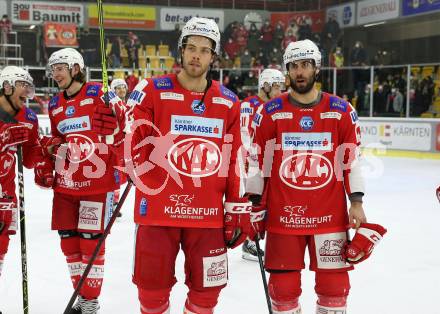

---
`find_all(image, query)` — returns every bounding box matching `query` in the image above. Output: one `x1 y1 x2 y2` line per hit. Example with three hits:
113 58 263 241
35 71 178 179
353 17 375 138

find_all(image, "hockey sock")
79 237 105 299
139 288 171 314
60 235 81 289
316 295 347 314
184 299 214 314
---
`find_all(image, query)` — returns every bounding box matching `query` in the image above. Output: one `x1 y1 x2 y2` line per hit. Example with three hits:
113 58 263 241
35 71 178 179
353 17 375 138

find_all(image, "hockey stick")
17 146 29 314
63 180 133 314
0 108 29 314
255 236 273 314
97 0 115 145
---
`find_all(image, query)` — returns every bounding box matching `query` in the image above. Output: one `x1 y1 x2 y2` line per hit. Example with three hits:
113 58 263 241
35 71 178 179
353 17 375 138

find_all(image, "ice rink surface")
1 155 439 314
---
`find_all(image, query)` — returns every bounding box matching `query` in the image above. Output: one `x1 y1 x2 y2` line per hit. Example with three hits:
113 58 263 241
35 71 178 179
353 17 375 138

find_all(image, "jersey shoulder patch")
249 96 262 107
219 85 238 102
48 95 59 111
24 107 38 123
264 97 283 114
329 95 348 112
85 83 102 96
153 77 173 90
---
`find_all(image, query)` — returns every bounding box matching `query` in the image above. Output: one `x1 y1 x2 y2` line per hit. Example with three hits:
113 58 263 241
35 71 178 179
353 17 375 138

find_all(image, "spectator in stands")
251 58 264 78
109 36 122 68
373 84 389 115
322 15 340 53
240 48 252 70
269 47 282 64
235 24 249 53
256 48 269 67
285 20 299 39
388 87 404 115
0 15 12 46
297 17 312 40
268 57 282 71
243 71 258 87
260 20 273 54
373 49 391 66
247 23 260 56
224 37 240 60
126 31 140 68
273 21 285 49
282 29 297 50
351 41 368 99
170 23 181 58
220 52 234 69
330 46 344 68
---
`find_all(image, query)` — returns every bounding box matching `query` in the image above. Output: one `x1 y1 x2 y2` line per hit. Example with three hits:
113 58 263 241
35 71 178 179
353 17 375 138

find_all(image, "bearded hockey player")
240 68 285 261
0 66 51 298
248 40 386 314
123 17 252 314
44 48 126 313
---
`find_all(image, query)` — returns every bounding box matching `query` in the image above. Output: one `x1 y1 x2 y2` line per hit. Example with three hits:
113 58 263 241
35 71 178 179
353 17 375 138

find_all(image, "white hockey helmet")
283 39 321 70
110 78 128 91
0 66 35 98
48 48 85 71
259 69 285 89
178 17 221 55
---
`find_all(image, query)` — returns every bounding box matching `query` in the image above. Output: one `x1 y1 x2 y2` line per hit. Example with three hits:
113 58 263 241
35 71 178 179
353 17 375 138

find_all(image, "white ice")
1 156 439 314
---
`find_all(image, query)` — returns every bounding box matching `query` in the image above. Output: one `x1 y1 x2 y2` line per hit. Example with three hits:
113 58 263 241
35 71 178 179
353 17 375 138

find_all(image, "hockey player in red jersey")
240 68 285 261
0 66 51 287
125 17 252 314
247 40 385 314
45 48 126 313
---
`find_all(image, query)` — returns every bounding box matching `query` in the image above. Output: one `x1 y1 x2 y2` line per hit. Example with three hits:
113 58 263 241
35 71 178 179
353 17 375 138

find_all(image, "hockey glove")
248 205 267 241
39 136 63 158
34 157 55 188
92 99 119 136
343 223 387 264
0 123 31 152
0 198 14 235
224 201 252 248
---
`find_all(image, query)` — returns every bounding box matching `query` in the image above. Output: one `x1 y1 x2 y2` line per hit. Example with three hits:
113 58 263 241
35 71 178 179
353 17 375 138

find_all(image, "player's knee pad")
58 230 80 256
187 287 222 309
268 270 302 311
0 234 10 255
184 298 214 314
79 233 105 258
139 288 171 314
315 271 350 299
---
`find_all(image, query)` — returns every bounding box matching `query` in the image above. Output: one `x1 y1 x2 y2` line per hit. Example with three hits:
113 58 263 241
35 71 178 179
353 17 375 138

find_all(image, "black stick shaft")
17 147 29 314
63 181 133 314
255 237 273 314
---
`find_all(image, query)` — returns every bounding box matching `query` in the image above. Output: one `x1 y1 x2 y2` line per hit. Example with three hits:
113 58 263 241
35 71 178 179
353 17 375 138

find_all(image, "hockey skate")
69 296 100 314
68 297 81 314
242 239 264 261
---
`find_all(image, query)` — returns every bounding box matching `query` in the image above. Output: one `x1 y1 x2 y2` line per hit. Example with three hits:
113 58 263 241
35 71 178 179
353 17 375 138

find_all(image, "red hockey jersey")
252 92 364 235
0 107 42 200
128 74 247 228
48 82 126 195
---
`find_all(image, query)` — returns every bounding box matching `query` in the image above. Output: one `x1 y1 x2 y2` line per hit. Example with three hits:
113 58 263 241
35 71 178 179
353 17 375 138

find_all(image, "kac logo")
167 138 222 177
65 106 75 117
300 116 314 131
191 100 206 115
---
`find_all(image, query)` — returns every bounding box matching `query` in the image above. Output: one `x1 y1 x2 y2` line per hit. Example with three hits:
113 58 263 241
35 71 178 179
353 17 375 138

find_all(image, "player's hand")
224 202 252 248
34 157 54 189
92 99 118 136
40 136 63 158
0 123 31 152
348 201 367 229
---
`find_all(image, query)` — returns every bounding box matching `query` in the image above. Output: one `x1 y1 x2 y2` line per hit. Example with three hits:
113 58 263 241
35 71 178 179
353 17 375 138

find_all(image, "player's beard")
291 74 316 94
183 58 210 79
